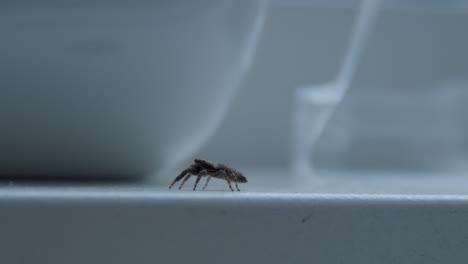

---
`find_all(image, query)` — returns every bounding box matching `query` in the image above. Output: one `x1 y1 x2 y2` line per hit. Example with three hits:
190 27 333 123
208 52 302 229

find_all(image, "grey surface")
2 169 468 264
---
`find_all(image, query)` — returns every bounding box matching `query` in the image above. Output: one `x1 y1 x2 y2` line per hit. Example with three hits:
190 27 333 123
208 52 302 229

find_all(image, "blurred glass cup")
291 0 468 182
0 0 267 178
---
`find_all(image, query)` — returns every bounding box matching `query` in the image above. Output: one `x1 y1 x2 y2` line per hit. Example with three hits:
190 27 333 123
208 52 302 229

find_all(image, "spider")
169 159 247 191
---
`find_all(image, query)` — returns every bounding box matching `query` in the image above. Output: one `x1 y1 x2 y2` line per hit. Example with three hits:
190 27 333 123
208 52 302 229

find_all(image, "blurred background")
199 1 468 174
2 0 468 179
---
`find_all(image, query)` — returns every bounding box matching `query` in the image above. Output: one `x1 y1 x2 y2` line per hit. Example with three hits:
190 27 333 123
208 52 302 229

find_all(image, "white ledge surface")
2 168 468 264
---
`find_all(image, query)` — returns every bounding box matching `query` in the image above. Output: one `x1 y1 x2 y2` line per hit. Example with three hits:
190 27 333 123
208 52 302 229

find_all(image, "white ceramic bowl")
0 0 266 178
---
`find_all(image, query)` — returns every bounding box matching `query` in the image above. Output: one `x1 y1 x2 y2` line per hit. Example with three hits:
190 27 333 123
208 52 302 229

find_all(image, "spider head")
227 166 247 183
219 164 248 183
236 174 248 183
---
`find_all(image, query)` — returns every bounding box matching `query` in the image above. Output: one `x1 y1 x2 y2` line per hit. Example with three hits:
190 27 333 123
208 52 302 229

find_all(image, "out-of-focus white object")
318 78 468 173
292 0 382 182
0 0 267 178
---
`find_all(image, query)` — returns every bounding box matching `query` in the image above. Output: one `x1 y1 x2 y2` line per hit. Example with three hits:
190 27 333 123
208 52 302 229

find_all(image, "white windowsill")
2 168 468 264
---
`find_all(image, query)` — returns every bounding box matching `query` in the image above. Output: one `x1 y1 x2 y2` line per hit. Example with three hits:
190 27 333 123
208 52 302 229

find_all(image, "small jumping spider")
169 159 247 191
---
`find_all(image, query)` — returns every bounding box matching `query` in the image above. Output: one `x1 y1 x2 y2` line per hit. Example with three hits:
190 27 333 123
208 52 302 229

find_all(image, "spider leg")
169 169 190 189
179 174 192 190
193 170 208 190
227 170 240 191
202 177 212 190
193 176 202 191
226 180 234 192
